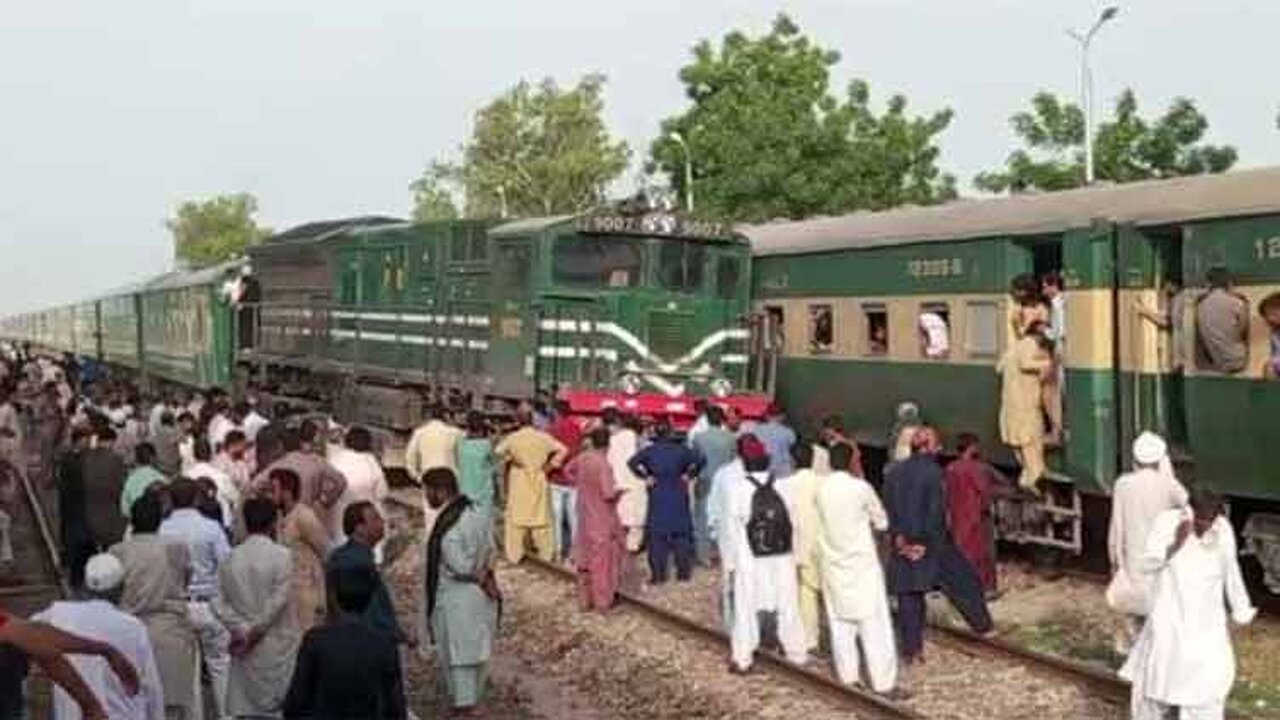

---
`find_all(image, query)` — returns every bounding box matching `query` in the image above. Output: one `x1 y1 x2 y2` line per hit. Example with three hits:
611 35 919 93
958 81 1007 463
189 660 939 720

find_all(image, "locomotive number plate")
499 317 523 338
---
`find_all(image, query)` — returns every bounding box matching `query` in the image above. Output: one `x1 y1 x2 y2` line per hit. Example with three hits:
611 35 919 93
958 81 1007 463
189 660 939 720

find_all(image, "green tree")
167 193 269 268
650 14 955 222
415 74 631 218
409 162 460 221
975 90 1237 193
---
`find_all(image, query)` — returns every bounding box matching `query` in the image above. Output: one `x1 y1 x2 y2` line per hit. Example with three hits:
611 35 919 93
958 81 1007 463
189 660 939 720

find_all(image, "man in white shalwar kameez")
604 409 647 553
214 498 300 719
816 442 897 693
1106 431 1188 652
423 467 499 715
34 554 167 720
721 435 808 672
708 455 744 634
1120 491 1255 720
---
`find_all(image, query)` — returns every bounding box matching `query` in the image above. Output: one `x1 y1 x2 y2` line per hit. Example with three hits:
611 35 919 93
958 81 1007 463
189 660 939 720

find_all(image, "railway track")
926 622 1128 705
524 554 1132 718
385 487 1127 718
522 555 924 720
0 438 67 618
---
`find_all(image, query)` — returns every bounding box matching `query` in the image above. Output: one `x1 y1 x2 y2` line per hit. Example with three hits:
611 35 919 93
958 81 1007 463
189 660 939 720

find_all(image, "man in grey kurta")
214 497 299 719
1194 266 1250 373
111 493 201 720
423 467 498 714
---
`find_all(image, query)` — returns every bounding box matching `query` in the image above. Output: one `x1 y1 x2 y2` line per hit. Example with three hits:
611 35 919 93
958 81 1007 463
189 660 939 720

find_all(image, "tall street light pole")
668 131 694 213
1068 6 1119 185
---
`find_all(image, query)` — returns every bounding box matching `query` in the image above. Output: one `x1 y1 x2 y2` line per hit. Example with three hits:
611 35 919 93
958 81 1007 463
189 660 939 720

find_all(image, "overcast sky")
2 0 1277 314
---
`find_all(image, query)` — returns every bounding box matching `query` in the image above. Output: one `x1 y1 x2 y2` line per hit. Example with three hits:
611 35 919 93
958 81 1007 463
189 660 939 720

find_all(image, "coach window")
808 304 834 354
918 302 951 359
716 256 742 300
965 300 1000 359
862 303 889 356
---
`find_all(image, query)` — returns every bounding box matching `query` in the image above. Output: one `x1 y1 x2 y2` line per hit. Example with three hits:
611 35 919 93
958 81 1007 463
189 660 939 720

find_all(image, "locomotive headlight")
710 378 733 398
620 373 642 395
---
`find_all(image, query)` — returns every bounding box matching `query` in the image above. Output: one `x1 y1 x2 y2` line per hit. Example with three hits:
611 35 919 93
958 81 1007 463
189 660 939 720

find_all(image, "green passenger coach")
746 167 1280 561
140 259 242 389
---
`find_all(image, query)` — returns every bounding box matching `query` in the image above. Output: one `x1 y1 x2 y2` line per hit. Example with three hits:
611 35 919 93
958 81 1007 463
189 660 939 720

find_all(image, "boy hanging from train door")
1040 272 1066 447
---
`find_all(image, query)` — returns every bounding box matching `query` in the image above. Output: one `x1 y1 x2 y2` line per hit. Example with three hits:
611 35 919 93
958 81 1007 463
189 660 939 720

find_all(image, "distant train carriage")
72 301 99 359
745 167 1280 560
139 259 243 389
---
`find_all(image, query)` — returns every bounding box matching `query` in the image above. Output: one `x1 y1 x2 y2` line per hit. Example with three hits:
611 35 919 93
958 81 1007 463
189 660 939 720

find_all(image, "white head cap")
1133 431 1168 466
84 553 124 593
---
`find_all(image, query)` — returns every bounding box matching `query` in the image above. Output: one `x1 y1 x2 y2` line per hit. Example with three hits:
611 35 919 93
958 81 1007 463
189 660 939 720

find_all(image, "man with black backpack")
720 434 808 673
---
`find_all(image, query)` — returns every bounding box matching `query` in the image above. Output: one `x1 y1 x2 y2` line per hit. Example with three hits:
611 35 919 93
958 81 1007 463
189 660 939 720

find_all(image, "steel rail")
16 455 69 598
926 622 1129 704
523 557 922 720
383 491 916 718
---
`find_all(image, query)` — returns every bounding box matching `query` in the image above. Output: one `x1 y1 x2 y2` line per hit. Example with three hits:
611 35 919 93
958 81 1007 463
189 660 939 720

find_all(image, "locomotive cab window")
918 302 950 359
656 240 706 293
551 234 643 288
493 240 533 298
715 256 743 300
863 303 888 356
449 225 488 264
808 304 834 354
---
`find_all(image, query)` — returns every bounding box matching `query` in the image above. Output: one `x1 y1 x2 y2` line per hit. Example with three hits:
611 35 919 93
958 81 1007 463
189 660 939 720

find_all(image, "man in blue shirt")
752 403 797 478
689 405 737 566
629 420 703 584
159 477 232 718
882 427 992 666
325 501 406 644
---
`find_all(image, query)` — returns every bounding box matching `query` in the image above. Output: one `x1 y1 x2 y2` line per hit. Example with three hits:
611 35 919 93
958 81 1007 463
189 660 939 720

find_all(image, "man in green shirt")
119 443 167 518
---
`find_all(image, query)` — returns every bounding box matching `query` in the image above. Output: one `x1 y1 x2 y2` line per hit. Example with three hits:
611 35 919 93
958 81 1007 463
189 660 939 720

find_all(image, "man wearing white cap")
1106 431 1188 653
33 553 165 720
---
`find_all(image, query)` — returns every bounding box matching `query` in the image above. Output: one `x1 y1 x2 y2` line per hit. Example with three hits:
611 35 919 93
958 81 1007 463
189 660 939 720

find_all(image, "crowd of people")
422 397 1005 698
0 348 451 720
0 336 1263 720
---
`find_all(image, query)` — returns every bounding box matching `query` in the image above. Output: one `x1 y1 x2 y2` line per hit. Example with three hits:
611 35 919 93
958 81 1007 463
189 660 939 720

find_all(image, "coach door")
747 306 783 396
1059 224 1119 488
1116 223 1187 463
